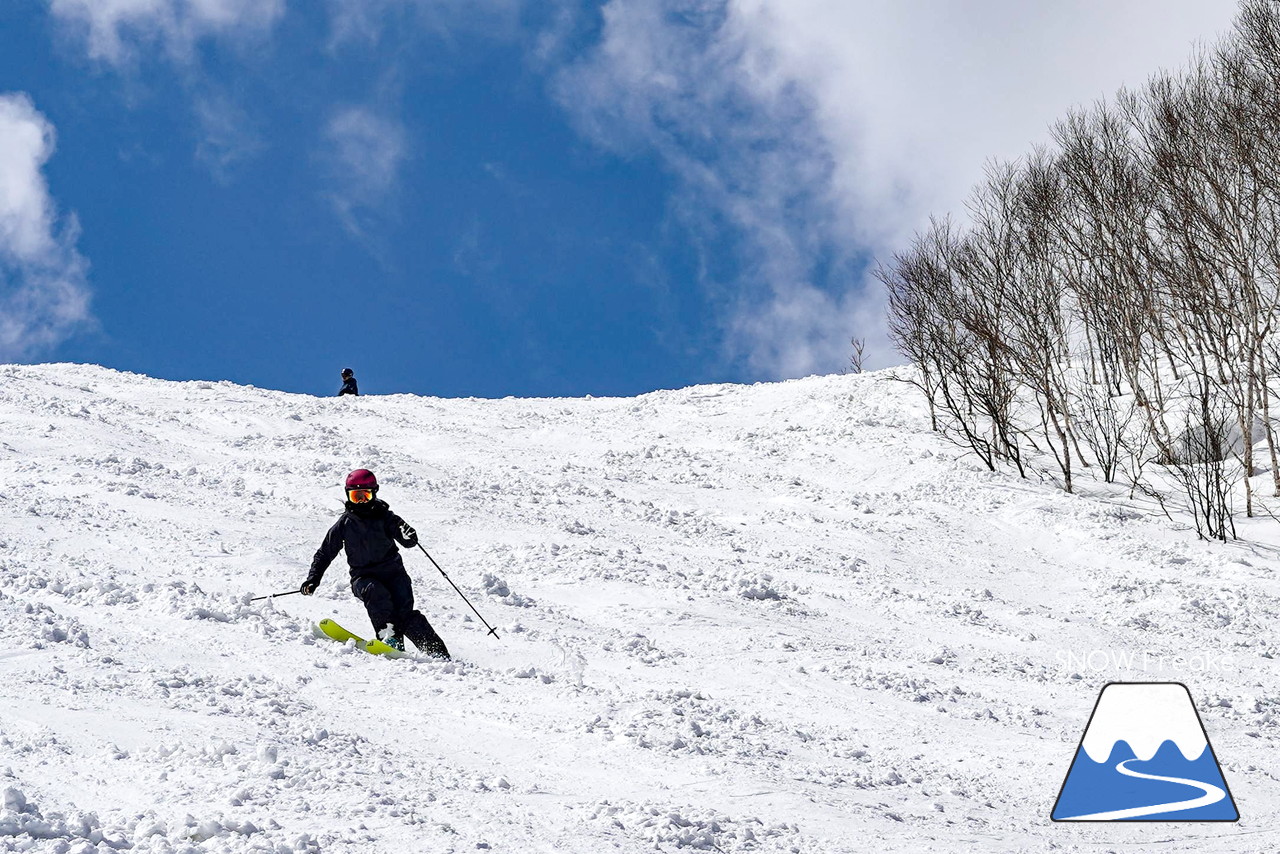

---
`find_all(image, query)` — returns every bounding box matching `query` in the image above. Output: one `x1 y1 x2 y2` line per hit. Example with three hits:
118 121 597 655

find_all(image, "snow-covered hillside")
2 364 1279 853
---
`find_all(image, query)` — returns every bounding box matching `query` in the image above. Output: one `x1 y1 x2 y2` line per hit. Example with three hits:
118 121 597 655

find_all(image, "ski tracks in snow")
1 365 1279 851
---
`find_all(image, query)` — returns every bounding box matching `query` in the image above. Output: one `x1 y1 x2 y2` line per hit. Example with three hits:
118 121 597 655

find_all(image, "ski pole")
416 542 500 639
250 589 302 602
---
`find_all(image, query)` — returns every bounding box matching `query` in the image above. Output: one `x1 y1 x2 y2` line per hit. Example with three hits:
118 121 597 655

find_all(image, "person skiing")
339 368 359 396
301 469 450 658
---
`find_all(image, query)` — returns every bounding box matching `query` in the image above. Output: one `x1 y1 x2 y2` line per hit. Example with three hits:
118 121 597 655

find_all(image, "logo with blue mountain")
1052 682 1238 821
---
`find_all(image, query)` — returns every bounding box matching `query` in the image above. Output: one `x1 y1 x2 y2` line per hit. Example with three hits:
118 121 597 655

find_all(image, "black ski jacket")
306 500 416 586
339 376 359 396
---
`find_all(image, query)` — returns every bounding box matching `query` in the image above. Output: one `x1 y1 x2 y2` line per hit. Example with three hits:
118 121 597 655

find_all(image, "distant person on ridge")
339 367 359 396
300 469 450 658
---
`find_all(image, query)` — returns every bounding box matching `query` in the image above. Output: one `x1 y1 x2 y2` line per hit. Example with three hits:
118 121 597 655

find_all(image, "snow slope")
2 363 1280 853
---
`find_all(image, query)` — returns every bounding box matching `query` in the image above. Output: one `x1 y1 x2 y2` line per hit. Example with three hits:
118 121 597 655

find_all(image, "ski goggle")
347 488 375 504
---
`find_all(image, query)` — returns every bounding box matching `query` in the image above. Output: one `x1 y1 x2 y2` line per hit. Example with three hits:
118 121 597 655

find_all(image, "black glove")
400 522 418 546
300 580 318 596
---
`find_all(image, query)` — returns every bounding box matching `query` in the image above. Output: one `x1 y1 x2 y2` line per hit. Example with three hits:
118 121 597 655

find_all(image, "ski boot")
377 627 405 652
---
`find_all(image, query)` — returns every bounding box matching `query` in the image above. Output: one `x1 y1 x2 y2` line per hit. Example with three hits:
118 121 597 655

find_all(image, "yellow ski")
315 618 407 658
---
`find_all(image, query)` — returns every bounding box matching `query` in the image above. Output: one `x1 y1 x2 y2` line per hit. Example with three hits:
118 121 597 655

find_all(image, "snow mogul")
301 469 449 658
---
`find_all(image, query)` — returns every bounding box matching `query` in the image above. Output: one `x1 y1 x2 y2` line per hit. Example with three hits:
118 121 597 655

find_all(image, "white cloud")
193 90 264 180
47 0 285 64
556 0 1240 378
0 93 91 361
320 105 408 239
325 0 524 49
48 0 285 180
727 0 1239 248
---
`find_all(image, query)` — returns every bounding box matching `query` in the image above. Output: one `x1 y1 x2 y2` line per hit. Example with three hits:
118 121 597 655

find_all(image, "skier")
300 469 450 657
339 368 359 396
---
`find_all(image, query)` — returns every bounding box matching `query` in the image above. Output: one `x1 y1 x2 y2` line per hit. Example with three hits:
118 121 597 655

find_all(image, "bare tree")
1167 379 1240 541
847 338 867 374
1052 101 1179 465
873 2 1280 540
882 221 1014 470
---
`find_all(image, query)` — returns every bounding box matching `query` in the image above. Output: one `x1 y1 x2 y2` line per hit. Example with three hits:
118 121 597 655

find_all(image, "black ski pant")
351 566 450 658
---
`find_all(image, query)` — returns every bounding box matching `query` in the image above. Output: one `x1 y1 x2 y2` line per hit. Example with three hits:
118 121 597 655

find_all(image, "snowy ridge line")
0 363 1278 851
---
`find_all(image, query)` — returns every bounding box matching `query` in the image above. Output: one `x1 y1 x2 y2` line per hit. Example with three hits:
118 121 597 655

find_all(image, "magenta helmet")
345 469 378 490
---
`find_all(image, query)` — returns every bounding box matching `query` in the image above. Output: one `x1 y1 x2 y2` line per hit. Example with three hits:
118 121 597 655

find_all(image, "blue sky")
0 0 1240 398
